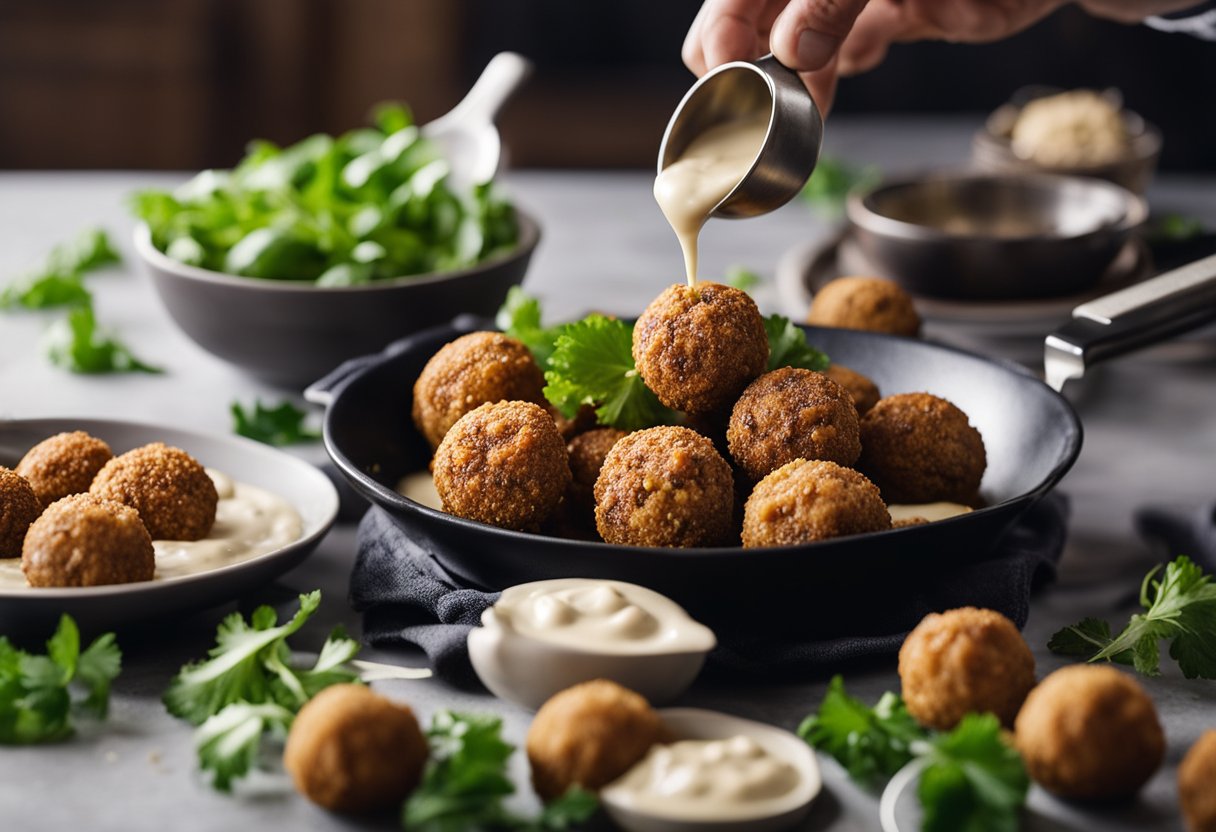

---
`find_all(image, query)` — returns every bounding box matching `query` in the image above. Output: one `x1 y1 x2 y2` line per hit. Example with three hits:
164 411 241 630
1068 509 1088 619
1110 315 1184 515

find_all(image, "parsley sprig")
0 615 122 744
1049 555 1216 678
231 399 321 446
44 305 161 374
0 228 120 310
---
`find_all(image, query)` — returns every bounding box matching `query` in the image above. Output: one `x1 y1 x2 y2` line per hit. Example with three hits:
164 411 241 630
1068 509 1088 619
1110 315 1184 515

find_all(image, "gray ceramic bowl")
846 173 1147 300
134 210 540 388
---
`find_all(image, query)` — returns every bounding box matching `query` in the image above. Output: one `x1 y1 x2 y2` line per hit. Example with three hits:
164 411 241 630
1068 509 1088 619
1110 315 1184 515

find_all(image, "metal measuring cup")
657 54 823 219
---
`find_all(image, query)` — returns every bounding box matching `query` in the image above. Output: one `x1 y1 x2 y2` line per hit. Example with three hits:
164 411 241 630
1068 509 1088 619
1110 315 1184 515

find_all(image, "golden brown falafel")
433 401 571 531
1180 730 1216 832
411 332 546 450
822 364 881 415
727 368 861 481
0 468 42 558
898 607 1035 730
283 684 428 813
807 276 921 336
22 494 154 587
16 431 113 507
527 679 663 801
632 282 768 413
90 443 218 540
1015 665 1164 801
567 428 627 512
594 426 734 548
858 393 986 504
741 459 890 547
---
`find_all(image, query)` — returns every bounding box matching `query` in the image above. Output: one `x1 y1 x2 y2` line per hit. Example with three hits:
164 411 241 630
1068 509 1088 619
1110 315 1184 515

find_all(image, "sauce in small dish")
602 708 821 832
468 578 716 710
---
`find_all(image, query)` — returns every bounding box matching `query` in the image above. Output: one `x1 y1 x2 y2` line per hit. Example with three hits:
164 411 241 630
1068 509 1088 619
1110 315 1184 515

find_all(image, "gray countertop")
1 117 1214 831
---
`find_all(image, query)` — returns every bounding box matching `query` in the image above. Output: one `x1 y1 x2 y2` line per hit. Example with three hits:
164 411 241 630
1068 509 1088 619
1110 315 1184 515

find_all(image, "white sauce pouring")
0 469 302 589
654 114 770 285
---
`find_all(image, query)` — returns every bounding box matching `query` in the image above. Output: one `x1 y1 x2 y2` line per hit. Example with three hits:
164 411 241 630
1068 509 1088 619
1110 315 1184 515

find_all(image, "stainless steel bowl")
846 173 1147 300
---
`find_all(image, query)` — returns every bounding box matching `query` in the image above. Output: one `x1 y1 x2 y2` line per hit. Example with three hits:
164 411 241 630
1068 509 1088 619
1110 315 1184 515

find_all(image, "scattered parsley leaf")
918 713 1029 832
496 286 562 368
0 228 120 310
195 701 294 792
543 315 679 432
766 315 830 372
798 675 926 786
0 615 122 744
1049 555 1216 678
722 266 760 293
801 157 881 217
231 400 320 446
44 304 162 375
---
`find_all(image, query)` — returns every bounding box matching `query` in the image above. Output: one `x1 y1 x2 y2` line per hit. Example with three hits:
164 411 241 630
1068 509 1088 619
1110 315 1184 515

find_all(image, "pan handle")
1044 252 1216 390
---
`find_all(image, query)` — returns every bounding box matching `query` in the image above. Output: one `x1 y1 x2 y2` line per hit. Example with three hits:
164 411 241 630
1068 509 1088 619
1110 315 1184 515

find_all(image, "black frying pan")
307 316 1081 631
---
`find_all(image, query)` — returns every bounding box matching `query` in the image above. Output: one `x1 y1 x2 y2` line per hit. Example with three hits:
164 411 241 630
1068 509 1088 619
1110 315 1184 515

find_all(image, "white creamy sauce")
610 735 800 818
487 579 716 655
888 502 973 523
654 114 769 285
397 471 442 510
0 469 302 589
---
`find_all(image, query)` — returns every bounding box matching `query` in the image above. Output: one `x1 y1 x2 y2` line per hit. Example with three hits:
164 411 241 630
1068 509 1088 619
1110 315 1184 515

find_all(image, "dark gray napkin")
351 493 1069 688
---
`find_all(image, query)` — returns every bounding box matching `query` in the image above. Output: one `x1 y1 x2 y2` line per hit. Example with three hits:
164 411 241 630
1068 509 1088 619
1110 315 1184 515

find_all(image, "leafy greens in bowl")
132 104 519 286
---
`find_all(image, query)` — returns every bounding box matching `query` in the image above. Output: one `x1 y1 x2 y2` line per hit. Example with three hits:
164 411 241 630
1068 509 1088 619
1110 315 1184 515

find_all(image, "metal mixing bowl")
846 173 1147 300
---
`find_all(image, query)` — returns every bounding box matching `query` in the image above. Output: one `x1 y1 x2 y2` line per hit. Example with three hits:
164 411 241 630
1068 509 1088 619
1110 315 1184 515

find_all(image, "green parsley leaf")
801 157 881 218
231 400 320 446
722 266 761 293
918 713 1029 832
766 315 830 372
44 304 162 375
495 287 562 368
195 701 294 792
1049 556 1216 678
526 787 599 831
798 675 926 786
0 615 122 744
543 315 679 432
0 228 120 310
1146 213 1206 244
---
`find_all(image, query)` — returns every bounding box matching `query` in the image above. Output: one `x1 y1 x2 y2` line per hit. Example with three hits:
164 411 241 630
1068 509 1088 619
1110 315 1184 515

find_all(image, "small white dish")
467 578 715 710
601 708 822 832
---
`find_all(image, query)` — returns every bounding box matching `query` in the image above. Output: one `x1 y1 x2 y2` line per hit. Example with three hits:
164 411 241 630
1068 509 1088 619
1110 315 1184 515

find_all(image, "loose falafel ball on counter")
567 428 627 512
1180 731 1216 832
433 401 571 531
0 468 42 558
527 679 663 801
283 684 428 813
594 426 734 548
22 494 154 587
632 282 768 413
1015 665 1164 801
16 431 113 507
807 275 921 336
822 363 880 415
741 459 890 547
90 443 218 540
898 607 1035 730
858 392 986 504
727 368 861 481
411 332 546 449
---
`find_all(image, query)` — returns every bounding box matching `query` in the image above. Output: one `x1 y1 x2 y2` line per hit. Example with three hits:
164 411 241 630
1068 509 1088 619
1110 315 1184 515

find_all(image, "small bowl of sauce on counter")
602 708 822 832
467 578 716 710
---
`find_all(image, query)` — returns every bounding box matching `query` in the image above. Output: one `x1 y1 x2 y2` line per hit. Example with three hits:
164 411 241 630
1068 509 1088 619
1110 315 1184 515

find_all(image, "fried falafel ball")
741 459 890 547
283 684 428 813
1180 730 1216 832
1015 665 1164 801
822 363 880 415
0 468 42 558
807 275 921 336
594 426 734 547
633 282 768 413
90 443 218 540
22 494 154 587
16 431 113 507
433 401 571 531
527 679 663 801
858 393 986 504
898 607 1035 730
567 428 627 512
411 332 546 450
727 368 861 481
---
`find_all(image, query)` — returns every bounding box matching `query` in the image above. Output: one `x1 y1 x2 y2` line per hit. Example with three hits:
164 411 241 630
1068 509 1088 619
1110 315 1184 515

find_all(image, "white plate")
0 418 338 633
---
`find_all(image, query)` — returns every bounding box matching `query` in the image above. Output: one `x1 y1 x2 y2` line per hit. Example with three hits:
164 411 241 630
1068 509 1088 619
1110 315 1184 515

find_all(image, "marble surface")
1 117 1215 831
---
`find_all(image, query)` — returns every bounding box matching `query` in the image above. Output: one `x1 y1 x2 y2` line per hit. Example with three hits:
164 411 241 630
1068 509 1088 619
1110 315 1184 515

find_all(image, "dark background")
1 0 1212 170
